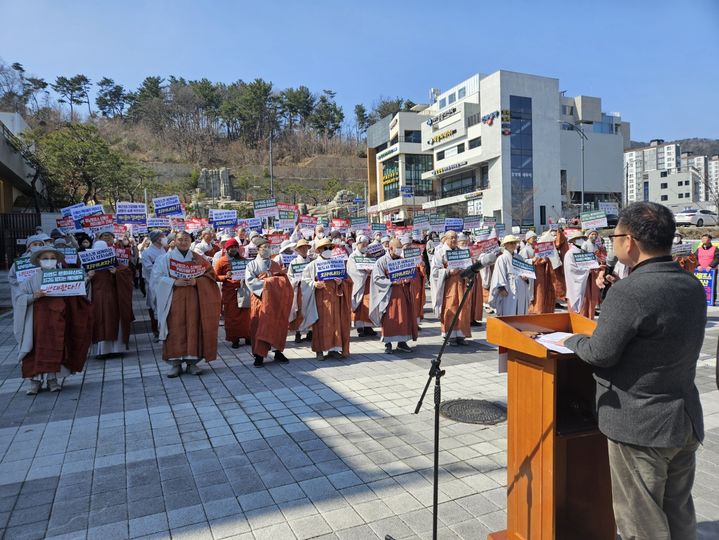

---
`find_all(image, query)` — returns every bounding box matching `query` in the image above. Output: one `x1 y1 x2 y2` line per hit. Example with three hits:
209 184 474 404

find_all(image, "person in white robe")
141 231 166 338
489 235 533 316
346 235 377 337
8 234 47 305
287 239 313 343
564 230 591 313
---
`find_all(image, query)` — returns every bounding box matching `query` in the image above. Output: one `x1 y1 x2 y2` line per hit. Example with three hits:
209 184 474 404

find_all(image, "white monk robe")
346 246 374 329
563 244 591 313
488 249 533 316
287 253 311 329
141 243 164 313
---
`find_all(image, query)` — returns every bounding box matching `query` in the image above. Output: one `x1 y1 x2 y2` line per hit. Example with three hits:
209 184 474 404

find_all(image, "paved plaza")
0 288 717 540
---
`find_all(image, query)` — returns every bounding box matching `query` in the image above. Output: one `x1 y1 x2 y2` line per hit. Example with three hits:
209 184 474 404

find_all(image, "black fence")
0 213 40 270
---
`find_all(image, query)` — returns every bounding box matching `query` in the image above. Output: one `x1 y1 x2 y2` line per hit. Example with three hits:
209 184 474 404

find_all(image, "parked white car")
674 208 718 227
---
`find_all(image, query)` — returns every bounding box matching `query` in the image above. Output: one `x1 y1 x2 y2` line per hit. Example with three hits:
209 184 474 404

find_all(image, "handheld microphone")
461 252 498 279
601 255 618 301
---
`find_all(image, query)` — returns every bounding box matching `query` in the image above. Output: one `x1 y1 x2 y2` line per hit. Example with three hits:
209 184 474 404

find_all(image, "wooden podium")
486 313 615 540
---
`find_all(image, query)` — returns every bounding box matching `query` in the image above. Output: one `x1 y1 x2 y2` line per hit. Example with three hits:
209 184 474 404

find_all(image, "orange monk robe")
469 267 484 322
579 268 602 320
153 250 222 362
411 263 427 322
90 264 134 348
214 254 251 342
246 259 294 358
440 274 472 337
369 254 418 343
352 280 372 325
300 262 353 357
552 230 569 299
528 259 556 314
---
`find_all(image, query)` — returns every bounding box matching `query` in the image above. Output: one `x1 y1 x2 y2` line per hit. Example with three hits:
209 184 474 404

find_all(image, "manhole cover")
439 399 507 425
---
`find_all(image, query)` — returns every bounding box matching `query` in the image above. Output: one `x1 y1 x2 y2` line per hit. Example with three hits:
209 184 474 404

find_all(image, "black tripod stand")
413 269 479 540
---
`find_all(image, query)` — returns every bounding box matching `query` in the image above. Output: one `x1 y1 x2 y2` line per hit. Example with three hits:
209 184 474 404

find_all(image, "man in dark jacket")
565 202 706 540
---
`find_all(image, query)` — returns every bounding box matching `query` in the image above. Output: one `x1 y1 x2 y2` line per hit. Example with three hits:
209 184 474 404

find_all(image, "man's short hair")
617 202 675 254
702 233 712 240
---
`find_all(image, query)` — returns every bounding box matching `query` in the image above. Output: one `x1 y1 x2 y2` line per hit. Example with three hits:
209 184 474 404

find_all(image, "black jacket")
566 258 706 448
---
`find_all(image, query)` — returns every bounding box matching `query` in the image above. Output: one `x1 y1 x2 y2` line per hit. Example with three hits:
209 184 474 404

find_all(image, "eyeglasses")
608 234 630 242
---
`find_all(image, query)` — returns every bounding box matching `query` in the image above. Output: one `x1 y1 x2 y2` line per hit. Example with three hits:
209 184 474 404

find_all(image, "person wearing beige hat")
563 229 598 317
12 246 93 395
245 236 294 367
299 237 353 359
287 238 313 343
521 231 557 313
346 234 377 338
488 234 532 316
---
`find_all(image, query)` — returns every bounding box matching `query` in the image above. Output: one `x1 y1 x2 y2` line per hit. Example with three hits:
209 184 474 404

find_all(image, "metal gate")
0 213 40 269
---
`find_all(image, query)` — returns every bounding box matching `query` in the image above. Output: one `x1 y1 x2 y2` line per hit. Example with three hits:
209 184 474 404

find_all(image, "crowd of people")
7 218 703 394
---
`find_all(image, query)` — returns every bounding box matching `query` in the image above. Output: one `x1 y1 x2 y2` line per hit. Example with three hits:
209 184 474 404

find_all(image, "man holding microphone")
563 202 706 540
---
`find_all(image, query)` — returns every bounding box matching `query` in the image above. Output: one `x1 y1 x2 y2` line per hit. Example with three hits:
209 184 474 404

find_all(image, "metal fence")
0 213 40 269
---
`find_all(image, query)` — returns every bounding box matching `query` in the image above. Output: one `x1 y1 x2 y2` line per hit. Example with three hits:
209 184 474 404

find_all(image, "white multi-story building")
367 70 629 228
707 155 719 203
366 110 434 222
624 140 682 203
681 153 708 201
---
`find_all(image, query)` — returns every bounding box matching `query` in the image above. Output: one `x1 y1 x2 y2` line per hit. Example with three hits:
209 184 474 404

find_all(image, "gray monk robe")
369 253 418 344
346 248 374 329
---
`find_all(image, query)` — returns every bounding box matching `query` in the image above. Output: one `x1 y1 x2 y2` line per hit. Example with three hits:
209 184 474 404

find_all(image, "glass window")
439 98 446 109
457 143 465 154
436 150 445 161
678 193 684 198
405 154 434 196
448 93 456 105
661 195 668 201
468 137 481 149
457 87 466 99
403 130 421 143
510 95 534 226
441 171 476 198
660 183 668 189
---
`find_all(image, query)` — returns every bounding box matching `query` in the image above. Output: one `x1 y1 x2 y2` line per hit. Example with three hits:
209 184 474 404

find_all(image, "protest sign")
463 215 483 231
60 202 86 218
147 217 171 234
237 217 262 233
430 217 445 233
281 252 296 266
81 214 114 235
494 223 506 239
299 215 318 232
387 258 417 282
446 249 472 270
580 211 608 230
573 252 600 270
70 204 104 229
113 223 128 235
253 198 279 220
402 247 421 263
290 262 309 275
114 247 130 266
332 246 349 261
79 247 117 271
169 259 207 279
535 241 557 258
59 247 78 265
370 223 387 233
352 256 376 271
366 243 385 258
671 243 693 257
512 258 537 279
598 202 619 216
474 227 492 241
209 209 238 229
444 218 464 232
229 258 248 281
131 223 148 235
350 217 370 232
56 216 76 234
41 268 86 297
695 269 716 306
481 217 497 227
475 239 500 255
115 202 147 225
153 195 184 217
277 210 297 230
14 256 41 283
331 218 350 234
316 259 347 281
185 218 204 233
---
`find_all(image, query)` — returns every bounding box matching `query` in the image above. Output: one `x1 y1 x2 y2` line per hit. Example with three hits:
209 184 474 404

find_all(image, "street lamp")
559 121 589 211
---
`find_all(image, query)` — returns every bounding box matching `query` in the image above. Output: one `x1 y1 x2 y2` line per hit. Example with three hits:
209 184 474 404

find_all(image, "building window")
685 192 690 197
403 130 421 143
678 181 683 187
441 171 476 198
661 195 668 201
660 183 668 189
382 158 399 200
457 143 465 154
436 150 445 161
390 134 398 146
480 164 489 189
678 193 684 199
661 171 668 177
467 112 482 127
448 93 456 105
439 97 446 109
405 154 434 196
561 105 574 115
468 136 481 149
457 87 466 99
510 95 534 226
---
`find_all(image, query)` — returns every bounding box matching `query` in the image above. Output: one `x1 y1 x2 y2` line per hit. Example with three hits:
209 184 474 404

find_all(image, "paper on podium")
534 332 575 354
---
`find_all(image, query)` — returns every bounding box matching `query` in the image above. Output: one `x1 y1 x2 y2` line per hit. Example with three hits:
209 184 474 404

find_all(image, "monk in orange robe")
523 233 556 314
152 231 222 377
552 228 569 300
300 238 353 360
245 237 294 368
214 238 252 348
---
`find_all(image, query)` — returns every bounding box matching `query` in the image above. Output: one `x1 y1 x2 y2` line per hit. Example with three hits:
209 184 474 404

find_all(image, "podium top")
487 312 596 359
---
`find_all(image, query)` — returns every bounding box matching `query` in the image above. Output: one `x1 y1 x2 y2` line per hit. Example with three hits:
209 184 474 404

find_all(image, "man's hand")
33 290 47 299
174 278 189 287
315 280 326 289
499 289 509 297
108 267 116 274
87 270 96 279
186 278 197 287
333 277 342 285
595 269 618 289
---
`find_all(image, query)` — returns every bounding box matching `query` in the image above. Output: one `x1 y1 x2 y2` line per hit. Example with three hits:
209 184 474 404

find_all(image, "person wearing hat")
287 239 313 343
564 229 599 318
369 238 418 353
429 230 473 346
299 237 353 360
141 230 167 338
212 234 233 266
521 231 557 314
399 234 427 327
488 234 533 316
75 232 93 252
214 238 252 349
193 229 218 260
151 230 221 377
245 236 294 368
8 234 50 305
274 239 297 269
87 239 135 359
672 232 697 274
346 235 377 338
12 246 93 395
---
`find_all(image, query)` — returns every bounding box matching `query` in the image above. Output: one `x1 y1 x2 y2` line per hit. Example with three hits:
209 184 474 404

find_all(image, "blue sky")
1 0 717 141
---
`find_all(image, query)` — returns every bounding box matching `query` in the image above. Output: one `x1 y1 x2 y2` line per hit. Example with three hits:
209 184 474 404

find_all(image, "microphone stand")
413 269 478 540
